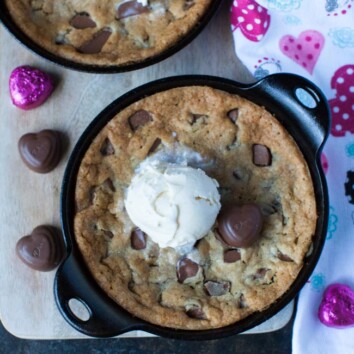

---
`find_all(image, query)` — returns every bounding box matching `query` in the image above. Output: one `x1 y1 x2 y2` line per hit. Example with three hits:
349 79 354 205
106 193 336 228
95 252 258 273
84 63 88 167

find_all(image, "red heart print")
231 0 271 42
279 30 325 74
329 65 354 137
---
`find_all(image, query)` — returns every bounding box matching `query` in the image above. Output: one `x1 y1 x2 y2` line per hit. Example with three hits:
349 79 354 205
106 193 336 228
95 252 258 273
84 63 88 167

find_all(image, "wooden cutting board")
0 1 293 339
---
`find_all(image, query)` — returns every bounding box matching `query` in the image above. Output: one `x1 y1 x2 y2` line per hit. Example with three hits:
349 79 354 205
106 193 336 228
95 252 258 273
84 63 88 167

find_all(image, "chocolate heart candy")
177 257 199 283
18 130 62 173
116 0 149 19
217 203 264 248
318 283 354 328
16 225 64 271
78 28 112 54
9 66 54 110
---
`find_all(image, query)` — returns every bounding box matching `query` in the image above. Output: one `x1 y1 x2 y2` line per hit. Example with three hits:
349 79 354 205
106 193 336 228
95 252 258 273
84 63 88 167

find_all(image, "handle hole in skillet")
68 298 92 322
295 87 320 109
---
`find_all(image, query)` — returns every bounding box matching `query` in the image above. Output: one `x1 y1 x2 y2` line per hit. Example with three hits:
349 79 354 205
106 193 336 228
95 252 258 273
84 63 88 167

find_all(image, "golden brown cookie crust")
5 0 213 66
74 86 317 330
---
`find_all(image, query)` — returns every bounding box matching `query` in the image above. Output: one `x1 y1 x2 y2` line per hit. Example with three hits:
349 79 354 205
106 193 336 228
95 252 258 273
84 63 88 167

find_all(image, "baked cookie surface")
5 0 212 66
74 86 317 330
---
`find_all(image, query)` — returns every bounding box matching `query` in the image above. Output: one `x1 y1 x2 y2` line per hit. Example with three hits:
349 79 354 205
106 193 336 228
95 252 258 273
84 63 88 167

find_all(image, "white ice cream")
125 160 221 249
136 0 148 6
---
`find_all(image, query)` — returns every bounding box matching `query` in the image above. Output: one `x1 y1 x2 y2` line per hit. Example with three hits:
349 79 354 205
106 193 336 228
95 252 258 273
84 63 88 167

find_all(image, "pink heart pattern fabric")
230 1 354 353
231 0 271 42
329 65 354 137
279 30 325 74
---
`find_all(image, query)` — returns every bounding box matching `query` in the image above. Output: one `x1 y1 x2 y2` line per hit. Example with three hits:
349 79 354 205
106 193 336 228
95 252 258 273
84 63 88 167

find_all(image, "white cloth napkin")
230 1 354 353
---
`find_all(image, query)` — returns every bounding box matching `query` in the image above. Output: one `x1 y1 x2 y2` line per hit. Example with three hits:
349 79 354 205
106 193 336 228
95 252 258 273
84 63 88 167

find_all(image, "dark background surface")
1 309 294 354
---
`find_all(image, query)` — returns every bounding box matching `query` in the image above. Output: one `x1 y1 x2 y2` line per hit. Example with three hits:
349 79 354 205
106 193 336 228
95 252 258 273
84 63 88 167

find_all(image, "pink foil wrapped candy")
9 66 54 110
318 283 354 328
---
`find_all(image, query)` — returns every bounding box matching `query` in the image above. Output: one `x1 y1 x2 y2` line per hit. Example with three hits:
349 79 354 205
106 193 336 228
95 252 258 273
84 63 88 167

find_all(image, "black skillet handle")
54 251 139 337
238 73 331 156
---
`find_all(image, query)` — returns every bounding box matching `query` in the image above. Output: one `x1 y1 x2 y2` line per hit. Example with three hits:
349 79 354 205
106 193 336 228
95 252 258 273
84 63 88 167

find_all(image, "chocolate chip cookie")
5 0 212 66
74 86 317 330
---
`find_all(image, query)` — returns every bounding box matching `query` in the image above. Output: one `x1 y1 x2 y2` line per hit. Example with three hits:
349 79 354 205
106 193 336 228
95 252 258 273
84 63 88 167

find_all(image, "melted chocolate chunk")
131 228 147 250
277 251 293 262
177 258 199 283
116 0 149 19
18 130 62 173
70 13 97 29
217 203 264 248
103 178 115 192
16 225 64 271
186 305 206 320
184 0 195 10
102 230 114 239
252 144 272 166
148 138 161 155
204 281 230 296
100 138 115 156
190 113 208 125
78 28 112 54
224 249 241 263
128 110 153 131
227 108 239 123
252 268 269 280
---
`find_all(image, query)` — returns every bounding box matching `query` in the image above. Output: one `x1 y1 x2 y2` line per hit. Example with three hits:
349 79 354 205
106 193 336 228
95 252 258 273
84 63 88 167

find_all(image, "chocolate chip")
232 168 250 182
186 305 206 320
18 130 62 173
190 113 208 125
116 0 149 19
252 268 269 280
183 0 195 10
103 178 115 192
204 281 230 296
78 28 112 54
128 110 153 131
131 228 147 250
177 258 199 283
239 294 247 308
102 230 114 239
100 138 115 156
217 203 264 248
70 13 97 29
224 249 241 263
277 251 293 262
16 225 64 271
148 138 161 155
252 144 272 166
227 109 239 123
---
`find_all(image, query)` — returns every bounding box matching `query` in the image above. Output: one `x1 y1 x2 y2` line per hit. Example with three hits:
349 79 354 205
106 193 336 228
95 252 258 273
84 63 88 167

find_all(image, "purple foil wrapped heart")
318 283 354 328
9 66 54 110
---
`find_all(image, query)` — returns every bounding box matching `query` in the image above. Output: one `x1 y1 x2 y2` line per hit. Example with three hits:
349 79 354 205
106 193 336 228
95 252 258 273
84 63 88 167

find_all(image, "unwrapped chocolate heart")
18 129 62 173
216 203 264 248
16 225 64 271
318 283 354 328
9 66 54 110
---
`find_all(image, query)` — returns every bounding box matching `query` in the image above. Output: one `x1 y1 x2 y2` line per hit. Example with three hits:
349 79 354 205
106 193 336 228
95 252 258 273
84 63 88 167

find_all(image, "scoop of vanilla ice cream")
124 161 221 249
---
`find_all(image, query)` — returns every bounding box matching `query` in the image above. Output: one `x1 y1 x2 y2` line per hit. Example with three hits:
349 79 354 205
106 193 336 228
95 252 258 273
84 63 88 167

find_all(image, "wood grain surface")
0 0 293 339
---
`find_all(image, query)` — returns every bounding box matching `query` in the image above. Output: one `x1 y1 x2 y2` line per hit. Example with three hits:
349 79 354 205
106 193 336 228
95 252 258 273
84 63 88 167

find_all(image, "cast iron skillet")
56 74 330 339
0 0 222 73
